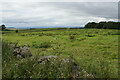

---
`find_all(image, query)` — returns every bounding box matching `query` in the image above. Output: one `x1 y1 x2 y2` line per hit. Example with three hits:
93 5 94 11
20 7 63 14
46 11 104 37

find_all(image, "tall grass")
2 42 81 78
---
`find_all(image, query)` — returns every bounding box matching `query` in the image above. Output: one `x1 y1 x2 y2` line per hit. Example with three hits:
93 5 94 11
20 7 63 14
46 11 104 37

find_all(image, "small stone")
38 55 57 63
16 55 22 59
9 44 15 49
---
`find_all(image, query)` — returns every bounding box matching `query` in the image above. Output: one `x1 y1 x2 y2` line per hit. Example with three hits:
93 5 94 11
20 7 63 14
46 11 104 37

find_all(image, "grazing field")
2 28 119 78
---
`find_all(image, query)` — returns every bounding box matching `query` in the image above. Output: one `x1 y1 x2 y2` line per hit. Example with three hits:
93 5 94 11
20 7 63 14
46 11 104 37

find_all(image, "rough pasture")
2 28 119 78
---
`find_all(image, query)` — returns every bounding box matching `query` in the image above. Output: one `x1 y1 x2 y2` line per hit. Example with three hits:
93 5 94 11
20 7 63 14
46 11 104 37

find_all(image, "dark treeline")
85 21 120 29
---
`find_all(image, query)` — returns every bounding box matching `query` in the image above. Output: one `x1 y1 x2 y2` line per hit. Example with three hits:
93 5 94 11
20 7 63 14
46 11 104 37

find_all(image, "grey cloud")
1 2 118 27
45 2 118 19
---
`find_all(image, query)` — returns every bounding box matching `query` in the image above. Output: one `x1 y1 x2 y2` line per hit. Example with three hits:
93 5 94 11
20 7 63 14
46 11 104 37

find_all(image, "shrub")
40 42 51 48
69 35 75 40
32 42 51 48
85 33 96 37
15 30 18 33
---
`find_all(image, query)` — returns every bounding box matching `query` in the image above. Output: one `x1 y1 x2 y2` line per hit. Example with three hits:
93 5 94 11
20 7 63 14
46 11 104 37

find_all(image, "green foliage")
0 24 6 31
85 21 120 29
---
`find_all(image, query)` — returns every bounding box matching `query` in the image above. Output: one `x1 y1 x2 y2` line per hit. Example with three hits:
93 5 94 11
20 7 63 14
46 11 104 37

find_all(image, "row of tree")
85 21 120 29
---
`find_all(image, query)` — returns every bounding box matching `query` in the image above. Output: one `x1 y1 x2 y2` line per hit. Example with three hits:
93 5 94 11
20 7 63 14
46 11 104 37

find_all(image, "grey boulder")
13 46 32 58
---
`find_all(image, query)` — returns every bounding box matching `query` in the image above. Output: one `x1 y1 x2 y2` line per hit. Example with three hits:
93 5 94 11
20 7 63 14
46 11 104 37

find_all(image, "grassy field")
2 28 119 78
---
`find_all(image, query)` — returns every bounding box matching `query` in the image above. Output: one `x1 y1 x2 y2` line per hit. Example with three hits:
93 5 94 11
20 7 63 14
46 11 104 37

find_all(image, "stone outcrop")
38 55 57 63
13 46 32 58
37 56 94 78
9 44 94 78
9 44 16 49
9 44 32 58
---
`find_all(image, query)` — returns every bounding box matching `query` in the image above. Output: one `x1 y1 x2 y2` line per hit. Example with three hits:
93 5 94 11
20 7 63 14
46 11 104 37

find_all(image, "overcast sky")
1 1 118 28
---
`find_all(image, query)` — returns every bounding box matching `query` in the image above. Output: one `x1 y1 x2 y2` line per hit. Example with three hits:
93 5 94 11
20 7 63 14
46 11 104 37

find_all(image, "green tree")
0 24 6 30
85 21 119 29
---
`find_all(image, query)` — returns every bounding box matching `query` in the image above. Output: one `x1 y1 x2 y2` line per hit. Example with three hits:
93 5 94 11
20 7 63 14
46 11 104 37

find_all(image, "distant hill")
7 27 15 29
6 26 83 29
